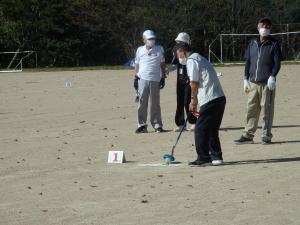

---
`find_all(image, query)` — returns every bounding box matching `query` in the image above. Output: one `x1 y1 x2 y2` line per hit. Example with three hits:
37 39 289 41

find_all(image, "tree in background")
0 0 299 67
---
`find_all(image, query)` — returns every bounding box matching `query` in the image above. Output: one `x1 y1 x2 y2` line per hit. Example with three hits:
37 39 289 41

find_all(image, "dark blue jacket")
244 36 282 84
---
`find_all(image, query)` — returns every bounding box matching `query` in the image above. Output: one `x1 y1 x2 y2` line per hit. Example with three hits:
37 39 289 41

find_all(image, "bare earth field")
0 65 299 225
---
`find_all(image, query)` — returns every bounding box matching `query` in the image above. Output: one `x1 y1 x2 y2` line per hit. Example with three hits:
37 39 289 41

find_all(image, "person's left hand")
267 76 276 90
160 77 165 89
189 99 198 112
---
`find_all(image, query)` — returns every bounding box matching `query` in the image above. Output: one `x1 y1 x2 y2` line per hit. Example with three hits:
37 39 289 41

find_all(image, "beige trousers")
243 82 275 140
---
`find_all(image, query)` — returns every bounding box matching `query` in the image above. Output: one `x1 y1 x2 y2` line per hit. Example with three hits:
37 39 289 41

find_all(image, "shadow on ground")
221 125 300 131
223 156 300 166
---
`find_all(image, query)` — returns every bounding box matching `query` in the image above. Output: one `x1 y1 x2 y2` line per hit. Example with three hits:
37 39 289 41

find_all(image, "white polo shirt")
187 53 225 106
135 45 165 82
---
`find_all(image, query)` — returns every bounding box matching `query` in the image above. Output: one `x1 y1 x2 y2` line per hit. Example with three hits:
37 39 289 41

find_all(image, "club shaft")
170 54 176 65
171 115 189 156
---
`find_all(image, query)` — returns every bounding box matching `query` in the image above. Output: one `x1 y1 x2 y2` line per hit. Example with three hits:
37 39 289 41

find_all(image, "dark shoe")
135 126 148 133
188 160 211 166
155 127 164 133
262 137 271 145
234 136 254 144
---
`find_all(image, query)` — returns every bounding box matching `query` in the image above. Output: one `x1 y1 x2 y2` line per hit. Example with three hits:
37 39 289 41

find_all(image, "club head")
163 154 175 162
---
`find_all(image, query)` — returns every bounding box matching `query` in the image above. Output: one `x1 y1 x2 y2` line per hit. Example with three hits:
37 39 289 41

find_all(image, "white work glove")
267 76 276 90
244 79 251 93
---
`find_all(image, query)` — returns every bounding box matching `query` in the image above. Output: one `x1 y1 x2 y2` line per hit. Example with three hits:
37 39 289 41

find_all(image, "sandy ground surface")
0 65 300 225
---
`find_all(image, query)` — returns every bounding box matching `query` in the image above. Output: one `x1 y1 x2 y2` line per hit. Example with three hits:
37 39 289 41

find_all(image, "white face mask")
146 39 155 48
178 57 187 65
259 28 270 37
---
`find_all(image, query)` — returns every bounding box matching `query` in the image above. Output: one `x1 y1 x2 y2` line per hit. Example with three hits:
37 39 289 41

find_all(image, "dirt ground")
0 65 299 225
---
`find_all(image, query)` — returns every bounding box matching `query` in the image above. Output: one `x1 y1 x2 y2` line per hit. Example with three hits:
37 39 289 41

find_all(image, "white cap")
143 30 156 39
175 32 191 45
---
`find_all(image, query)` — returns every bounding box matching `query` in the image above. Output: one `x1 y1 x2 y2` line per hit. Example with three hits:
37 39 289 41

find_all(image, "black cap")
258 17 272 26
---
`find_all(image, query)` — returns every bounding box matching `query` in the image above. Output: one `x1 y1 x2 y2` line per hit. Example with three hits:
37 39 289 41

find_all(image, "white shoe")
174 125 185 132
212 160 223 166
189 124 196 131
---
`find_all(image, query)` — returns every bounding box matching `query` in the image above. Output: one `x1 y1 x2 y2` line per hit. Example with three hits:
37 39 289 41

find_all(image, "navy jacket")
244 36 282 84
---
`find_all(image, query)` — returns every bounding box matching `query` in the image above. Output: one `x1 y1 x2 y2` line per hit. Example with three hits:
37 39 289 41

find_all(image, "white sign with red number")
107 151 126 164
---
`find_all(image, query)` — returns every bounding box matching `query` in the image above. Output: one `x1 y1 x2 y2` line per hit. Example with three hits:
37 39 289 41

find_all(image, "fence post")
35 52 38 68
208 44 211 63
220 34 223 64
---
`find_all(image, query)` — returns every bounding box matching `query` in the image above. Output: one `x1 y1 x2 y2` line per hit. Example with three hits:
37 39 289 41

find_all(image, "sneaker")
155 127 164 133
188 160 211 166
174 125 185 132
135 126 148 133
262 137 271 145
212 160 223 166
234 136 254 144
189 124 196 131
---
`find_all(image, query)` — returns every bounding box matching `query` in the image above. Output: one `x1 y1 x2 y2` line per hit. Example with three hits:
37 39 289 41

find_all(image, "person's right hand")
189 99 198 112
134 75 139 90
244 79 251 93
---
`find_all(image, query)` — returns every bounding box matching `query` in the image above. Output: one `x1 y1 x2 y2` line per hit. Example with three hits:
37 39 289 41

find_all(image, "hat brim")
145 34 156 39
258 17 272 25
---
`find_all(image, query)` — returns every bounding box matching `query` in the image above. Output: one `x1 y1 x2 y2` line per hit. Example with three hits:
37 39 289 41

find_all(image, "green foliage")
0 0 299 66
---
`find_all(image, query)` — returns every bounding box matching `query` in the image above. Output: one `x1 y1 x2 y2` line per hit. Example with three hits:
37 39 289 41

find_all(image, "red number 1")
113 153 118 162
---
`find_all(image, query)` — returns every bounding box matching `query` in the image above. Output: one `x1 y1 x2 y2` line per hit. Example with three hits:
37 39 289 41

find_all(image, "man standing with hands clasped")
172 32 197 132
134 30 166 133
234 17 282 145
176 43 226 166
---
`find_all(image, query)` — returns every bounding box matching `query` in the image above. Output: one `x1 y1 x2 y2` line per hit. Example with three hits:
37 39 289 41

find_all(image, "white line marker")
138 163 182 167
